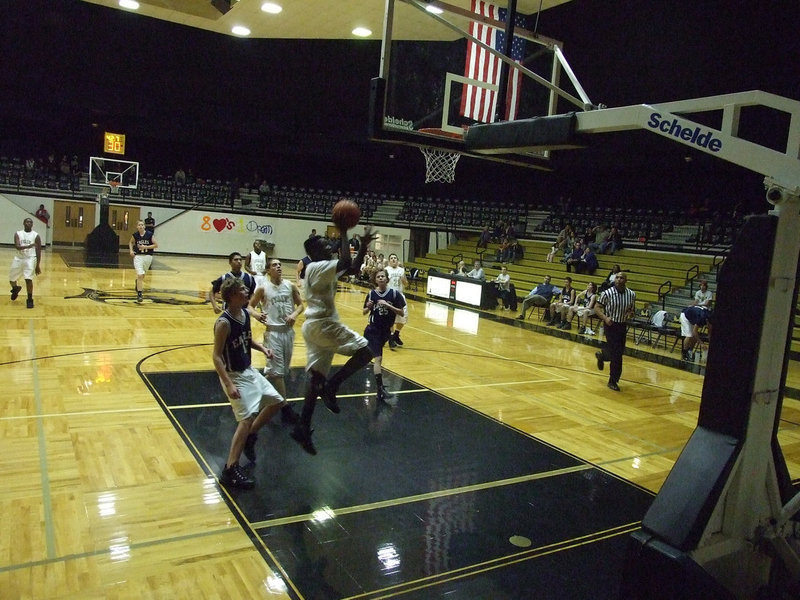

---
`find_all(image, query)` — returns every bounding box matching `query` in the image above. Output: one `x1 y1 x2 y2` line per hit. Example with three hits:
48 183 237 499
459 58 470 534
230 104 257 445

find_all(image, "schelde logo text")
647 113 722 152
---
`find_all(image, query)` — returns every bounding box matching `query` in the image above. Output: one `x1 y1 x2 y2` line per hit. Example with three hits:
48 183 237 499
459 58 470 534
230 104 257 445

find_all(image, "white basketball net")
419 147 461 183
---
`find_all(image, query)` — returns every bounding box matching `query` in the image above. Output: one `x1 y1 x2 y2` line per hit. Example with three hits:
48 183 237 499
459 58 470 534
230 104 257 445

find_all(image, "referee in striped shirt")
594 272 636 391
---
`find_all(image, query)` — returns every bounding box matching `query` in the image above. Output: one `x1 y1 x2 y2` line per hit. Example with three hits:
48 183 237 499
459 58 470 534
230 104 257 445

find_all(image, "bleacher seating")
403 235 723 357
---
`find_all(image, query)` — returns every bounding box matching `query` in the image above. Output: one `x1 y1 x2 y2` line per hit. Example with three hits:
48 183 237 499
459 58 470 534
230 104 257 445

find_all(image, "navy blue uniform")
363 288 406 357
217 309 252 372
132 230 155 255
211 271 256 310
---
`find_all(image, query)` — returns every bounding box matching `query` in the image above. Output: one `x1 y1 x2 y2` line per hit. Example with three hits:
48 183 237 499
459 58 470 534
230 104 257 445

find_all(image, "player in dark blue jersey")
363 268 406 403
209 252 257 314
212 278 286 489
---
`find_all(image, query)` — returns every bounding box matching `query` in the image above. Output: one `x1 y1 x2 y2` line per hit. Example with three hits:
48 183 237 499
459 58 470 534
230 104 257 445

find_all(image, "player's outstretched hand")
358 226 377 248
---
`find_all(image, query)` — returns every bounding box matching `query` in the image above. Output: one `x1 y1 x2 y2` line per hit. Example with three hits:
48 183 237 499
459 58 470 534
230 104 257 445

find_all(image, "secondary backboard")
88 156 139 189
369 0 592 170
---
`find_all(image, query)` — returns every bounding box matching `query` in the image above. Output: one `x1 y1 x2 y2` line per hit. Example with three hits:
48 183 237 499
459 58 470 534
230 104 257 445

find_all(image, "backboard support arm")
465 89 800 596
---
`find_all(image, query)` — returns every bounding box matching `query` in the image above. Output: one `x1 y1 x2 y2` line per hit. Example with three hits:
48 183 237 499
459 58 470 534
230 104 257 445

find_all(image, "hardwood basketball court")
3 247 797 597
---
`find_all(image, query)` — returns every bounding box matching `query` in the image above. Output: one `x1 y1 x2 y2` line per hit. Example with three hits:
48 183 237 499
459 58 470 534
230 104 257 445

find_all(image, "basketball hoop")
419 147 461 183
418 127 463 184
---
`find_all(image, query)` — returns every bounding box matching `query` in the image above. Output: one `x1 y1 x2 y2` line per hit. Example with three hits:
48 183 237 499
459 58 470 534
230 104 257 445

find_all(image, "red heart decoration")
213 218 227 232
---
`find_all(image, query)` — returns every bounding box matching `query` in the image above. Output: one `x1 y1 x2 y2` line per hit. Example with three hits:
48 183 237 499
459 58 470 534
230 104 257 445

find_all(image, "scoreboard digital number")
104 132 126 155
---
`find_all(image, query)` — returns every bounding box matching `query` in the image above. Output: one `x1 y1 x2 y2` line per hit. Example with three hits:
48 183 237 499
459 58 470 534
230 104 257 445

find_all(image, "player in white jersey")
384 253 409 347
290 226 376 455
245 240 268 288
9 218 42 309
249 258 304 424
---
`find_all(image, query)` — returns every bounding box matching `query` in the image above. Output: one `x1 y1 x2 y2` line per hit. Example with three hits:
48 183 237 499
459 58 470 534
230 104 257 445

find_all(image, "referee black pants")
601 321 627 384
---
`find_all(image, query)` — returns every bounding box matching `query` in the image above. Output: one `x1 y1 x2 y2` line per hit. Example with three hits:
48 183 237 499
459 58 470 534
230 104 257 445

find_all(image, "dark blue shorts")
364 324 391 357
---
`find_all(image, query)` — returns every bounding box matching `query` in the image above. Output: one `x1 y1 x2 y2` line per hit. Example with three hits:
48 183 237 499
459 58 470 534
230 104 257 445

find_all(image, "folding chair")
406 268 423 292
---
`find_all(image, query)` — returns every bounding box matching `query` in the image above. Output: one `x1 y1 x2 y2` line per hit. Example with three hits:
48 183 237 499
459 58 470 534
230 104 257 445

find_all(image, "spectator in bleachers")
580 225 595 248
509 239 524 263
555 223 575 256
70 155 80 175
588 224 609 252
565 241 584 272
691 279 713 308
517 275 557 321
476 226 491 250
44 153 58 175
600 264 624 292
575 245 599 275
258 180 270 207
59 155 71 176
495 236 512 263
492 219 505 242
599 226 622 254
546 240 558 263
360 250 378 281
467 259 485 281
175 167 186 185
566 282 598 334
550 276 577 328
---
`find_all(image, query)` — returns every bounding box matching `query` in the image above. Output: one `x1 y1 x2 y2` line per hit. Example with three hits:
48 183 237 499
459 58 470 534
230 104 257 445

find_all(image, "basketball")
331 199 361 229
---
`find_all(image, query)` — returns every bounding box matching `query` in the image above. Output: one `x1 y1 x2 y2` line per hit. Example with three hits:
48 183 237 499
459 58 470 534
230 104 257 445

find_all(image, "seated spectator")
555 224 575 256
565 241 583 272
566 282 598 334
360 250 378 281
680 305 712 361
546 241 558 263
476 226 491 250
35 204 50 225
495 236 512 263
467 259 485 281
600 264 624 292
550 276 577 328
258 180 270 207
691 279 713 307
175 167 186 186
450 260 468 276
510 239 524 263
575 246 599 275
517 275 557 320
494 265 516 310
588 224 609 252
599 226 622 254
491 219 505 242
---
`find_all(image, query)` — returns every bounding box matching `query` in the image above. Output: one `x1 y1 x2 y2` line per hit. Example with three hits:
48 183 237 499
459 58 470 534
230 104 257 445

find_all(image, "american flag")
460 0 529 123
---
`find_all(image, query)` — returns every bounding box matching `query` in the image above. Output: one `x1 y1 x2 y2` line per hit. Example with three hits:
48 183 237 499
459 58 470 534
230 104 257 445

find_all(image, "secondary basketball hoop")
418 128 463 183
